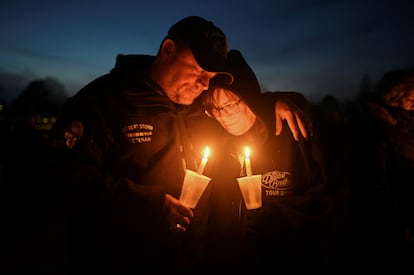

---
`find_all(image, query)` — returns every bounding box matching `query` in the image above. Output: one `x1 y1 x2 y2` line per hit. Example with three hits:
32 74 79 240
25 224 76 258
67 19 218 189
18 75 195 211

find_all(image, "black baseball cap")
167 16 233 84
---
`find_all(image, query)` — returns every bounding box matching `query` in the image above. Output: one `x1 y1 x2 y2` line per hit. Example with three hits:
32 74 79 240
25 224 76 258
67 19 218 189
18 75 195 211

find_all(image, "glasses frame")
205 98 241 118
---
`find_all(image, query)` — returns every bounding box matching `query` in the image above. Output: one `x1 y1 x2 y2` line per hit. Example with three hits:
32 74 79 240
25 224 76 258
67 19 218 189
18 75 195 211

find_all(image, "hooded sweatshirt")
205 50 337 272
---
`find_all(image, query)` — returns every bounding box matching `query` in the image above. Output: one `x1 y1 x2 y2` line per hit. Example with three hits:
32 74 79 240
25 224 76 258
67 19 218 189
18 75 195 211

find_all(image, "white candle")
244 146 252 176
197 146 210 175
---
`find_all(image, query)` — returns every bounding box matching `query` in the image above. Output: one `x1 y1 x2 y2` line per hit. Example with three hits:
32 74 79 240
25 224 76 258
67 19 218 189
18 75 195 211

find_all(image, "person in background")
202 50 342 273
47 16 313 274
350 69 414 273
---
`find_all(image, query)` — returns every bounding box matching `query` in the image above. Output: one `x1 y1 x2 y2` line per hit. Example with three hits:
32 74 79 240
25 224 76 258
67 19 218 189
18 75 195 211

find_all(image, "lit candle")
244 146 252 176
197 146 210 175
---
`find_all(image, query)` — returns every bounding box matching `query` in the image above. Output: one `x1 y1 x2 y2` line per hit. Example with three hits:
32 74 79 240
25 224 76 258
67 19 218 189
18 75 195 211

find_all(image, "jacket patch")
262 170 292 196
122 123 153 143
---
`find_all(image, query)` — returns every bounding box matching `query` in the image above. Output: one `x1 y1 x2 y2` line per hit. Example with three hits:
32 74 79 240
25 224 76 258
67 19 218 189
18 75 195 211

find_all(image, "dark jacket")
362 99 414 236
347 95 414 272
49 54 217 274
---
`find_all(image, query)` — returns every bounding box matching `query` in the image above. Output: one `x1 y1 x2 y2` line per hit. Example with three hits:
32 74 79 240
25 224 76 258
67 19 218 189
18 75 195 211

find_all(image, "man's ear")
160 38 176 58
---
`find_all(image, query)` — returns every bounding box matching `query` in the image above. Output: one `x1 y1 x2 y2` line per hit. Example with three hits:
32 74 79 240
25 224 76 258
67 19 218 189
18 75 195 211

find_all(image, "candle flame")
196 146 210 175
203 146 210 158
244 146 251 158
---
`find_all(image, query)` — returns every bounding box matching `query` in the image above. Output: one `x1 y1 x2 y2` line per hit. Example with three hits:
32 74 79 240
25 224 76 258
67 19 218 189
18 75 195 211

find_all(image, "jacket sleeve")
48 85 168 231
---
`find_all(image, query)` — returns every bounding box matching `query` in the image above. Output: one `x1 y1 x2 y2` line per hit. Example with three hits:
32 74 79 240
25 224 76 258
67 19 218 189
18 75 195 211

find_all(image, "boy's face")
211 88 256 136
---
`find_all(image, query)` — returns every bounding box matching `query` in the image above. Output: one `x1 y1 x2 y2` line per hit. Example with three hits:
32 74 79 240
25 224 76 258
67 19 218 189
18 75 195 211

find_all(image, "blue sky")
0 0 413 104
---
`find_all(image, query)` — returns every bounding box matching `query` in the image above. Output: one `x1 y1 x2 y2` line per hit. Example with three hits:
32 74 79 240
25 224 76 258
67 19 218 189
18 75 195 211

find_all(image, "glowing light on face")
211 89 256 136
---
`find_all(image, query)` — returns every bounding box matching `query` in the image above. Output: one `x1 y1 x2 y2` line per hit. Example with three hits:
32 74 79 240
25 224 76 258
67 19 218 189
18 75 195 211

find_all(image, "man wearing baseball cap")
48 16 311 274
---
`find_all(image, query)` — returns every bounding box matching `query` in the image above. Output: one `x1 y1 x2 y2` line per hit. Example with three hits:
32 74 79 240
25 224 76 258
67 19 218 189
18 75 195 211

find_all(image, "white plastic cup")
237 174 262 210
179 169 211 208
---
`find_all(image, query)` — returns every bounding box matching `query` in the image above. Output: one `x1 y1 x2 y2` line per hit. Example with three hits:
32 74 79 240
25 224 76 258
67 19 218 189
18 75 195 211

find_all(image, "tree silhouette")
11 77 68 117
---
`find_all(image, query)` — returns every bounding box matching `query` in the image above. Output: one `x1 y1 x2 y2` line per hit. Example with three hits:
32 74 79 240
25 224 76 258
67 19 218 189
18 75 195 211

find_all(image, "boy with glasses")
203 50 340 273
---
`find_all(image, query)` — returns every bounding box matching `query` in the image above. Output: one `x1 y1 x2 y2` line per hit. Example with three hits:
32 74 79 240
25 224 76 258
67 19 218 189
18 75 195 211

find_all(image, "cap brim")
213 71 234 85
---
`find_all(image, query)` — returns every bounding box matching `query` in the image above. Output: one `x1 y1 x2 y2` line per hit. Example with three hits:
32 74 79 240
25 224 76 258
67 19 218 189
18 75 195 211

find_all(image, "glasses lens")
226 102 240 113
211 99 240 117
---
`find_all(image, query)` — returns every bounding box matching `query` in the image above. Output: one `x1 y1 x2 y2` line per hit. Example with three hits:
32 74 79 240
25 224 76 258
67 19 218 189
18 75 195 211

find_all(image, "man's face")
400 88 414 111
163 45 218 105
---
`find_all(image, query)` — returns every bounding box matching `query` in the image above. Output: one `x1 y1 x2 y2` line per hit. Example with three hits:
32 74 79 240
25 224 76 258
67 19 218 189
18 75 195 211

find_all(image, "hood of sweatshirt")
209 50 264 119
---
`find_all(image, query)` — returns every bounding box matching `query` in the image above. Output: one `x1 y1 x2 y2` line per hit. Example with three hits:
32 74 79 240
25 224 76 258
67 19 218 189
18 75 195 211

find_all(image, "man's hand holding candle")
165 194 194 233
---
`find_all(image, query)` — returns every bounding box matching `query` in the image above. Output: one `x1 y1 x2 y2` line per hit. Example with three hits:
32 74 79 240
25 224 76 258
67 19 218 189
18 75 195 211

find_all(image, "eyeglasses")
205 99 241 117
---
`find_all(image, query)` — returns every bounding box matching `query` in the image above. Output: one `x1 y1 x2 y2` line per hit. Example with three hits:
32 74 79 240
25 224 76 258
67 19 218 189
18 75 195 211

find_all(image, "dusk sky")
1 0 413 104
